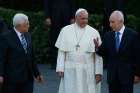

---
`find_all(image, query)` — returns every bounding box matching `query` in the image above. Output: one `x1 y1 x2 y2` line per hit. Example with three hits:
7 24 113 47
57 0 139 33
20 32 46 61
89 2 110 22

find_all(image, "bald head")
109 10 125 32
110 10 124 23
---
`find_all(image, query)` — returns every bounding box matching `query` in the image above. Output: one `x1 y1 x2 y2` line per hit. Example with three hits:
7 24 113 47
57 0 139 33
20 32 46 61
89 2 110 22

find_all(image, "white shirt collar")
118 25 125 35
14 27 23 42
14 27 22 37
115 25 125 41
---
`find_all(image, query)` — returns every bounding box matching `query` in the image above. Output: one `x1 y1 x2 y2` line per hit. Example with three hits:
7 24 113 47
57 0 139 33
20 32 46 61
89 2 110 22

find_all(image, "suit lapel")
110 32 116 53
11 29 26 53
24 32 32 53
118 28 128 52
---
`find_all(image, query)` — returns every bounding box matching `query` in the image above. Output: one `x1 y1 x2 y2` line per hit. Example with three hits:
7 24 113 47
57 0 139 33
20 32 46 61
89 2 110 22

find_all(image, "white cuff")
95 54 103 75
56 50 65 72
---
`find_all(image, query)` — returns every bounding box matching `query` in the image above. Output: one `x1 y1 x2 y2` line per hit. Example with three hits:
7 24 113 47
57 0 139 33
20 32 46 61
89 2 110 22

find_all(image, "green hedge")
0 7 140 64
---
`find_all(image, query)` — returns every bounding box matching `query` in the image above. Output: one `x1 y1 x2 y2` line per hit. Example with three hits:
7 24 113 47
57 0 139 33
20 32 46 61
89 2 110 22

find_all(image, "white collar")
117 25 125 34
75 23 86 30
14 27 22 37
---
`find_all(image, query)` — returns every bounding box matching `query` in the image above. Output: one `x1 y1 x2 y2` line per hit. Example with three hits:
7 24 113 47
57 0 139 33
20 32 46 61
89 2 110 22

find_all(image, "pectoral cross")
76 44 80 51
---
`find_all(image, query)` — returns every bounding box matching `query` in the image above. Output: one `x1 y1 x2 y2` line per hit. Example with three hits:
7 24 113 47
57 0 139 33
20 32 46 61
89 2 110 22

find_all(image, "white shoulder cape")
55 24 101 52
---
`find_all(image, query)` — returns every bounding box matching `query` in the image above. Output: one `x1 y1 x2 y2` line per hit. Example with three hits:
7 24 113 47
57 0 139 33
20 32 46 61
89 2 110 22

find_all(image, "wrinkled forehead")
109 15 120 22
110 12 124 21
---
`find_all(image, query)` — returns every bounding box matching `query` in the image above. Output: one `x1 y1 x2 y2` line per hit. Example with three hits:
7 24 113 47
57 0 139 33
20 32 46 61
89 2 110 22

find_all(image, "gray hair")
110 10 124 22
75 8 88 17
13 13 29 27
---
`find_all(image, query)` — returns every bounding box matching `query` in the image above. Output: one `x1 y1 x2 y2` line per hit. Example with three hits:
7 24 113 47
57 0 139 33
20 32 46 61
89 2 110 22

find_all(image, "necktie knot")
116 32 120 36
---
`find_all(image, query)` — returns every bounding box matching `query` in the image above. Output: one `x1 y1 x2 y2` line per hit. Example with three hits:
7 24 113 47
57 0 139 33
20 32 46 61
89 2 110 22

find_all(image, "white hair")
110 10 124 22
13 13 29 27
75 8 88 16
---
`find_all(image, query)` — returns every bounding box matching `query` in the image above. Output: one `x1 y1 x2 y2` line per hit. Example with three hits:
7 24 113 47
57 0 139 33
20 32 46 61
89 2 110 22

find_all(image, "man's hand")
0 76 4 83
0 76 4 87
94 38 99 51
95 74 102 84
70 18 75 24
35 75 44 84
57 71 64 78
45 18 51 26
134 75 140 84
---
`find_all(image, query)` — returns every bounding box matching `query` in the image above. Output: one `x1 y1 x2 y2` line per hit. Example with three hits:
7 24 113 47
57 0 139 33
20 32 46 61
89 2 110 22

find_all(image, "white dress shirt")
14 27 22 42
115 25 125 42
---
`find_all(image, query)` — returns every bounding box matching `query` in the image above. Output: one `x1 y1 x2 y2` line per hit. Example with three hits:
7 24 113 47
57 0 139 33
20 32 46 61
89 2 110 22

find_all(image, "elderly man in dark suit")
95 10 140 93
44 0 75 69
0 13 43 93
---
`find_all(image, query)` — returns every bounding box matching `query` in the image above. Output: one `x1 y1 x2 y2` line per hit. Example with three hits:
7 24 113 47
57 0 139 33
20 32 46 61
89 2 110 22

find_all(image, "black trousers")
109 82 133 93
2 81 33 93
108 73 133 93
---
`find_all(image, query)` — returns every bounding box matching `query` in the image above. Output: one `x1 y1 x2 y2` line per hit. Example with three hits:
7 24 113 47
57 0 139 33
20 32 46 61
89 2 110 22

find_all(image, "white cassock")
55 23 103 93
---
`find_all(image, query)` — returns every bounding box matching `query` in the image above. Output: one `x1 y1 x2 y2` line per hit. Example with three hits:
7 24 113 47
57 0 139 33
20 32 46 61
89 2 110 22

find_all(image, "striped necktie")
21 33 27 53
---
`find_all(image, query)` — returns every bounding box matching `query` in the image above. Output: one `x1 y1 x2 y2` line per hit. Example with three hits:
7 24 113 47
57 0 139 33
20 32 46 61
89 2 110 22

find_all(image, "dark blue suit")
0 29 40 93
97 27 140 93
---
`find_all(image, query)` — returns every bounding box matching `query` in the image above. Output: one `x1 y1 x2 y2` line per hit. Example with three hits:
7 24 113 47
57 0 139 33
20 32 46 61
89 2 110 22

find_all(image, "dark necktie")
115 32 120 51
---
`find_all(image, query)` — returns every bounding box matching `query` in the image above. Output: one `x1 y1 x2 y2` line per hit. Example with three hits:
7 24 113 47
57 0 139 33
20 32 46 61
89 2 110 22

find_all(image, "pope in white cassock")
55 8 103 93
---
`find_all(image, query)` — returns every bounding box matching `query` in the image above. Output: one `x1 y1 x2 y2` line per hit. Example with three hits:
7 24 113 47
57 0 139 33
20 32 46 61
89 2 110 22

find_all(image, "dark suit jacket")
44 0 75 18
0 29 40 83
97 27 140 84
